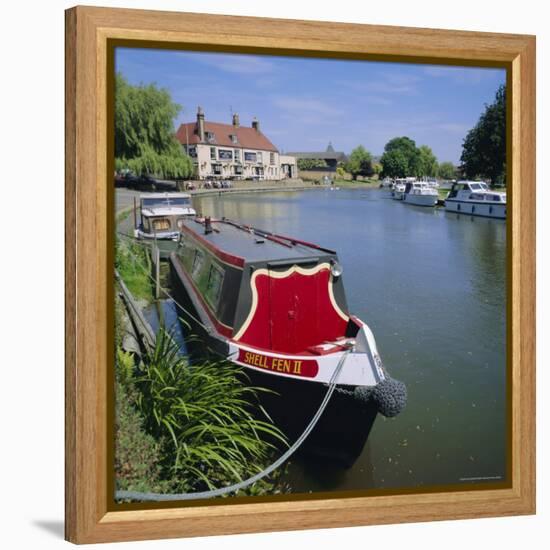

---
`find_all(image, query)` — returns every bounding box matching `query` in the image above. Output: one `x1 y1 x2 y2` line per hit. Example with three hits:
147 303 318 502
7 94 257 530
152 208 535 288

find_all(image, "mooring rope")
115 349 351 502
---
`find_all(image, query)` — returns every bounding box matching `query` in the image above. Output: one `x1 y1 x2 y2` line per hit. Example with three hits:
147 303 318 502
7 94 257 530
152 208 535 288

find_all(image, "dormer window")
205 131 215 143
230 134 238 144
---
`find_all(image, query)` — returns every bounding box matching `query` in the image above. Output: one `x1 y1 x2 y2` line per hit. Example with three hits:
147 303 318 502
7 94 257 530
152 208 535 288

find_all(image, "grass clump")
115 329 289 498
115 237 153 302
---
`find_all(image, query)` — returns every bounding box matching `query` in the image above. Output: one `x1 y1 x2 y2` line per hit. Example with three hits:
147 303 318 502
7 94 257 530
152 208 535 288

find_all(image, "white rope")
116 349 350 502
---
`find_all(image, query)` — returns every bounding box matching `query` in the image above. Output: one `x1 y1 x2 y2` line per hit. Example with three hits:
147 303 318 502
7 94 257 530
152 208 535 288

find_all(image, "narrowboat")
169 217 407 464
444 181 506 219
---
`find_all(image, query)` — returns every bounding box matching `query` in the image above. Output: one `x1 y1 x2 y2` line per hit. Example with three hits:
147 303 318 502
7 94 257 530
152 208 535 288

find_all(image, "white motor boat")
444 181 506 219
134 192 196 240
391 178 411 200
401 181 438 207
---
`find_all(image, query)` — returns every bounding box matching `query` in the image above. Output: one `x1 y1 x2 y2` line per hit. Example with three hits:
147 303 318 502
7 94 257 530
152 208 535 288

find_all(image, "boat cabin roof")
179 218 335 263
140 192 191 199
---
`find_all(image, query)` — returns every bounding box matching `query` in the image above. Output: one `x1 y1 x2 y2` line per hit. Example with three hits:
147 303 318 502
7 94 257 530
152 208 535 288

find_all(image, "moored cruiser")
444 181 506 219
402 181 438 207
169 217 407 464
134 192 196 240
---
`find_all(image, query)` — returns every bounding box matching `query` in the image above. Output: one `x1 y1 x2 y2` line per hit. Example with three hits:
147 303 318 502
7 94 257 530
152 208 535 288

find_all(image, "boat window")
205 264 224 309
191 249 205 280
491 195 501 202
142 197 190 207
152 218 170 231
470 183 481 190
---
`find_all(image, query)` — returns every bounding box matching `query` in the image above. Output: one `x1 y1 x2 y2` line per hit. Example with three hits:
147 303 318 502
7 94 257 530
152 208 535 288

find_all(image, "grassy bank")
114 241 290 500
115 237 154 302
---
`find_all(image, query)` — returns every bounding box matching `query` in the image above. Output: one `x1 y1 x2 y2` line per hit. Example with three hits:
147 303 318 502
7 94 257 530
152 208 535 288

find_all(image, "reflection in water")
193 189 507 492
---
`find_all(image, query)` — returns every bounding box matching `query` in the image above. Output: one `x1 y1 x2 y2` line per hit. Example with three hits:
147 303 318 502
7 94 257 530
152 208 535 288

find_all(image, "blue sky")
115 48 506 164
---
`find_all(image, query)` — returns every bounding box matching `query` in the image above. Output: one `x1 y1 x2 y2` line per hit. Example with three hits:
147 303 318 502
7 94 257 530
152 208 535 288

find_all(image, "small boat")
169 217 406 464
402 180 438 207
134 192 196 241
392 179 407 200
445 181 506 219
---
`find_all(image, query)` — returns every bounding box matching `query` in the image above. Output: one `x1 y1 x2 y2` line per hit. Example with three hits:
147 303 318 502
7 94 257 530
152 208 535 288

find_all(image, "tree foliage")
460 85 506 185
380 136 421 178
418 145 438 177
297 158 327 170
437 161 456 180
115 73 193 179
345 145 374 178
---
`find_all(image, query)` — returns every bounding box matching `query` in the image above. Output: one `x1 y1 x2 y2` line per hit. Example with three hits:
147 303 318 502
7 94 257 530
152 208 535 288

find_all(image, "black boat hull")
169 255 377 466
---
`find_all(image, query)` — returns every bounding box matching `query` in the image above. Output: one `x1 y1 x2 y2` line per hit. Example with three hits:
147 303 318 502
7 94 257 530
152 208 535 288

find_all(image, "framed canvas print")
65 6 536 544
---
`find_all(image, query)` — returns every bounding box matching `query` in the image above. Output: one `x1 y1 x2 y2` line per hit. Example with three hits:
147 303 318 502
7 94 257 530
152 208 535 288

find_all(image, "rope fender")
354 376 407 418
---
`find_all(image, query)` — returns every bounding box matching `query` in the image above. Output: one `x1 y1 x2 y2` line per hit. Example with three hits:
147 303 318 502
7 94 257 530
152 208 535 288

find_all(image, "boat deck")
180 218 333 262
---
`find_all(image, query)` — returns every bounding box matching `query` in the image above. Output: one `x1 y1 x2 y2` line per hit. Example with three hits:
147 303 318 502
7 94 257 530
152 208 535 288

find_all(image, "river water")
193 188 508 493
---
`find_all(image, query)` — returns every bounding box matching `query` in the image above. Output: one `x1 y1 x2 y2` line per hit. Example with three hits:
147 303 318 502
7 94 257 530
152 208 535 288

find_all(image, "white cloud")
176 52 275 75
423 65 504 84
271 96 344 118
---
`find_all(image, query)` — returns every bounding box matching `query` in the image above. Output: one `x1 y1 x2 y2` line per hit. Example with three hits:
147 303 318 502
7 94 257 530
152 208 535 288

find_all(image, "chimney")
232 113 240 127
204 216 213 235
252 117 260 132
197 106 205 142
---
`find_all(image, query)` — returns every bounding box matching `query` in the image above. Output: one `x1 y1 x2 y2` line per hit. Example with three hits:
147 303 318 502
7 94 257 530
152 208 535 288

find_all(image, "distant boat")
134 192 196 240
169 217 407 464
401 180 438 207
445 181 506 219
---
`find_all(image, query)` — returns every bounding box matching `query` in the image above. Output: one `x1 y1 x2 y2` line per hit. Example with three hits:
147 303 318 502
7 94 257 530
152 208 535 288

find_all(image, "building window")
234 149 240 161
230 134 238 144
257 152 263 164
206 131 215 142
210 147 216 160
213 164 222 175
244 151 256 163
186 145 197 158
218 149 233 161
270 152 275 165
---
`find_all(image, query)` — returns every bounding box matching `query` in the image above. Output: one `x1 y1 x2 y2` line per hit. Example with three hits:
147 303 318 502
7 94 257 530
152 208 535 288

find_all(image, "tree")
437 161 456 180
380 150 408 178
380 136 421 178
460 84 506 185
115 73 194 179
297 158 327 170
417 145 438 177
345 145 374 178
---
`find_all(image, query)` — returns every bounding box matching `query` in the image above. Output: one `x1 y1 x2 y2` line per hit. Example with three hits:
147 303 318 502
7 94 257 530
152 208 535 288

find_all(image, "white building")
176 107 297 181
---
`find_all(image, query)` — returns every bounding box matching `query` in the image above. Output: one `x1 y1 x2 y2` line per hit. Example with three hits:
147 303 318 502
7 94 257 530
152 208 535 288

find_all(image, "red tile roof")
176 121 278 152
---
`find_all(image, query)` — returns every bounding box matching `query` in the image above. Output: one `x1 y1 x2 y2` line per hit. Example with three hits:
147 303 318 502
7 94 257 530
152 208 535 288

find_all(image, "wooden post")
154 245 160 300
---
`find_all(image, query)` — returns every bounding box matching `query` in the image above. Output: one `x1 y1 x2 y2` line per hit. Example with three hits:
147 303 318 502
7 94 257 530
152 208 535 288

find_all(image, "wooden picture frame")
65 5 536 544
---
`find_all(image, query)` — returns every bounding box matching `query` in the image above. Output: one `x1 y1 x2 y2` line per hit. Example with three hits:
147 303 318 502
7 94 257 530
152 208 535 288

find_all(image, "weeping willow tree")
115 73 194 179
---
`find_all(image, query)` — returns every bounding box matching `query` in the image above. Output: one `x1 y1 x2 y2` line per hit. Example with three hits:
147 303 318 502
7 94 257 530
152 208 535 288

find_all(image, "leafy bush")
115 237 153 302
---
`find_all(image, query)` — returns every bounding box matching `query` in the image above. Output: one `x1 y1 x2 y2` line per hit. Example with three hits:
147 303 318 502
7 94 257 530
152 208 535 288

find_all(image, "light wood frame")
65 5 536 544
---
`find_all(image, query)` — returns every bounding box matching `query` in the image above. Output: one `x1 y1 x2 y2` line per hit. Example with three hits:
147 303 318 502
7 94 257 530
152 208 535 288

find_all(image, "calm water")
193 188 507 492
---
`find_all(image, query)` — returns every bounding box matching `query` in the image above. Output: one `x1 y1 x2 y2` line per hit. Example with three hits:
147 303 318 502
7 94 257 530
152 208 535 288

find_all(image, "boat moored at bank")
401 180 439 207
134 192 196 240
444 181 506 219
169 216 407 464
